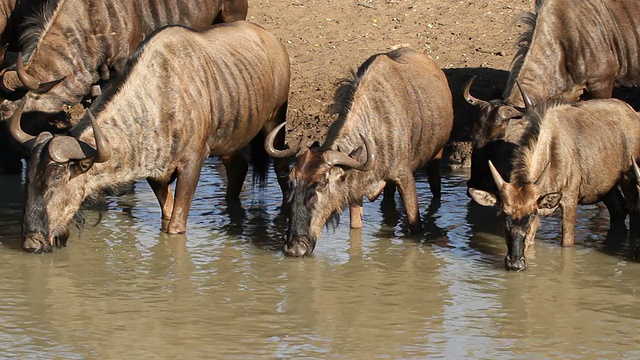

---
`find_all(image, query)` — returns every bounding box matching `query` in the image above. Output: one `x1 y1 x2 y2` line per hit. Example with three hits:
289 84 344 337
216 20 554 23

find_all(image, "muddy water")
0 158 639 359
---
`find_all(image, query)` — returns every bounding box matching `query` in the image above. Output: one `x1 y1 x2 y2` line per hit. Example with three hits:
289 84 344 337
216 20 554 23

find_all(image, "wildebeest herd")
1 0 640 271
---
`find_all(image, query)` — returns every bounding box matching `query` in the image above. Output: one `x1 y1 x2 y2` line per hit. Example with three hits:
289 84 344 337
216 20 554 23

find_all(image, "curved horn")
48 110 111 163
86 110 111 163
633 157 640 180
16 52 41 90
324 136 374 171
516 80 533 111
488 160 506 190
534 161 551 187
8 98 34 146
463 76 489 108
264 121 299 158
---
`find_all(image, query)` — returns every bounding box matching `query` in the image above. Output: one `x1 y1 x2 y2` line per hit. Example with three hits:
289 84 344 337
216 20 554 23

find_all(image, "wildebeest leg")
262 104 291 207
167 161 205 234
620 179 640 234
381 182 396 207
147 178 175 232
350 199 363 229
602 187 627 228
220 151 248 201
426 149 443 198
560 200 578 247
395 174 422 233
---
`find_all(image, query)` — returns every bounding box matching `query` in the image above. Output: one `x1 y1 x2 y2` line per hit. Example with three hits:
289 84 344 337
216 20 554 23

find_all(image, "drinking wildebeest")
0 0 248 173
10 20 291 253
468 86 640 271
265 47 453 257
465 0 640 195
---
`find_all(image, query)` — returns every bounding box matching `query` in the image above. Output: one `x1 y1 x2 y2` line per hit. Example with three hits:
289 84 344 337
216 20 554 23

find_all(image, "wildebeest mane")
503 0 544 99
19 0 63 57
331 49 405 119
91 24 192 115
510 99 567 184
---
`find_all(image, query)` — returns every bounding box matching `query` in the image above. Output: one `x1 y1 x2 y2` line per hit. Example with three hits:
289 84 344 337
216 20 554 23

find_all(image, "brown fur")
21 21 290 252
282 47 454 256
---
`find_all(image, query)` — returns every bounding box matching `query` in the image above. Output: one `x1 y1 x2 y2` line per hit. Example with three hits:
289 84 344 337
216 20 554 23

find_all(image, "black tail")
250 130 269 189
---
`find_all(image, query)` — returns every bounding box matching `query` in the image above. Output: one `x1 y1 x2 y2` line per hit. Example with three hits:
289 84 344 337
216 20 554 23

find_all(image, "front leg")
560 200 578 247
147 178 175 232
350 198 364 229
395 173 422 233
167 159 205 234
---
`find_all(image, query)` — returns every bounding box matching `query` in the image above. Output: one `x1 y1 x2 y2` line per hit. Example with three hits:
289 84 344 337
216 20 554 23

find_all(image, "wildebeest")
0 0 248 128
10 20 291 253
265 47 453 257
468 86 640 271
465 0 640 194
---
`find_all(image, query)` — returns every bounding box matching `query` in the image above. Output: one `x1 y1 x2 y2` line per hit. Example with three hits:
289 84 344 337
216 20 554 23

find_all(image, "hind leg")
221 151 248 201
426 149 443 199
264 102 291 208
602 186 627 227
147 178 175 232
167 159 205 234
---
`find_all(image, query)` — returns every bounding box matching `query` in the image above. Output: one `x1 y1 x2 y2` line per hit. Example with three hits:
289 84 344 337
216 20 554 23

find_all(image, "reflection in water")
0 159 639 359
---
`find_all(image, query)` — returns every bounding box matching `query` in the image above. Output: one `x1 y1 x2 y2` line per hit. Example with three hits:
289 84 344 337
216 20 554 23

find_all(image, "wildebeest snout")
22 232 52 253
504 255 526 271
283 235 315 257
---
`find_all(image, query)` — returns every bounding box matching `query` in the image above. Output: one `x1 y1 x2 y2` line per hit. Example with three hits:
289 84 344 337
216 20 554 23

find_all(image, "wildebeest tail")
250 130 269 188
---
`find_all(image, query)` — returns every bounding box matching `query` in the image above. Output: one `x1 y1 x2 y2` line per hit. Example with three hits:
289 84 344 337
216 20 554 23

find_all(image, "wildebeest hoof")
505 255 527 271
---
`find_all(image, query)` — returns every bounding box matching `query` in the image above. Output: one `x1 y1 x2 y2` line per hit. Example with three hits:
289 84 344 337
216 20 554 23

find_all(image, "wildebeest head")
0 53 67 126
463 76 526 148
469 160 561 271
265 122 374 257
10 99 110 253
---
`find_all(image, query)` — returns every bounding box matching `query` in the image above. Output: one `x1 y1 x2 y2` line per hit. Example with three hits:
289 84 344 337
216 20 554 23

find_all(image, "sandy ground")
248 0 533 168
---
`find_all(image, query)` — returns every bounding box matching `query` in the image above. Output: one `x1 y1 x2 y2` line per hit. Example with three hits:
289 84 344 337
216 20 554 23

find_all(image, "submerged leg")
602 186 627 226
350 198 364 229
147 178 175 232
395 173 422 233
221 151 248 201
167 159 205 234
560 201 578 247
426 150 443 198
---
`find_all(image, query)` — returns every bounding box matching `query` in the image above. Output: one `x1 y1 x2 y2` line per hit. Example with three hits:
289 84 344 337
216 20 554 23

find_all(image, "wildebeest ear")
348 146 366 164
468 188 499 207
497 105 522 120
538 192 562 210
70 158 95 178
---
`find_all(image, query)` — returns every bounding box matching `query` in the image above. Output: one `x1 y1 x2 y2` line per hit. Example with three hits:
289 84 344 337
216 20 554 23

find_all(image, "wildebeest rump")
266 47 453 257
468 91 640 271
11 20 290 253
465 0 640 194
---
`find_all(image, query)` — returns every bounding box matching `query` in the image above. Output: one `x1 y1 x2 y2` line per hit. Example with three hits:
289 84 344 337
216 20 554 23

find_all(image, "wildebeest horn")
632 157 640 180
488 160 506 190
16 52 40 90
264 121 299 158
48 110 111 163
534 161 551 187
324 137 374 171
516 80 533 111
7 52 65 93
8 98 34 146
463 76 489 108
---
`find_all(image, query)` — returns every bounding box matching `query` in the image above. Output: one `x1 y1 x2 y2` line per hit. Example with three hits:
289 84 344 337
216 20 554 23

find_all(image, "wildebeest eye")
53 174 63 182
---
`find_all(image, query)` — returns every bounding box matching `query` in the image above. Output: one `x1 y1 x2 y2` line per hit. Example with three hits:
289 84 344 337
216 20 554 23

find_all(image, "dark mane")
330 49 405 119
19 0 62 57
503 0 544 99
511 98 567 184
91 25 189 115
